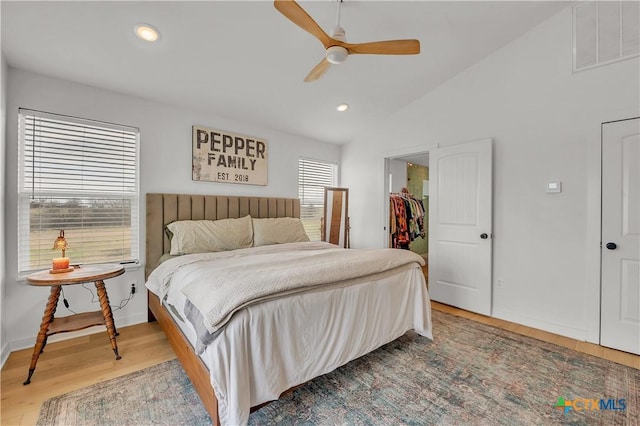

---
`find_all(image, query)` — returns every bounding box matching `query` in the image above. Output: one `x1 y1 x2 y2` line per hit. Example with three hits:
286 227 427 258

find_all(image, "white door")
601 118 640 355
428 139 493 315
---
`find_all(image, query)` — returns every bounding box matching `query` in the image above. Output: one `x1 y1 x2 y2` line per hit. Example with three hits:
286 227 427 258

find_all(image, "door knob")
480 233 488 239
605 242 617 250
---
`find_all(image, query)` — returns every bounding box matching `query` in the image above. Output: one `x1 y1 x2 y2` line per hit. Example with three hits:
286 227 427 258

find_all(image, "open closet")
387 155 429 265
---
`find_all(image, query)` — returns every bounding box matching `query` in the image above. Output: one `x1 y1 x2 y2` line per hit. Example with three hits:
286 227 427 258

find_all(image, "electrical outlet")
496 279 504 289
130 282 136 294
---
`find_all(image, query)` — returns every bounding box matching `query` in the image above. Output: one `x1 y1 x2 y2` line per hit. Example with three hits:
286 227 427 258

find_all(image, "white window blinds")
18 109 139 274
298 158 338 241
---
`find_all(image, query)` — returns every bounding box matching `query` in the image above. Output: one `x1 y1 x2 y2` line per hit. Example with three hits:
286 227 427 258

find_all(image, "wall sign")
192 125 268 185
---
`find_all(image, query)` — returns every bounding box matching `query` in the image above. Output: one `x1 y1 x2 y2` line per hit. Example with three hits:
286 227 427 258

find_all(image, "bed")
145 193 432 425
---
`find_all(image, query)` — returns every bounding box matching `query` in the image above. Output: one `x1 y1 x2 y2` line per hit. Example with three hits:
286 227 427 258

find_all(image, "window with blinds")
17 109 139 274
298 158 338 241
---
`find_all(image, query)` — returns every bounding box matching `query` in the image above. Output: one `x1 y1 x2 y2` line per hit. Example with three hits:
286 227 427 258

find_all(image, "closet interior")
387 155 429 267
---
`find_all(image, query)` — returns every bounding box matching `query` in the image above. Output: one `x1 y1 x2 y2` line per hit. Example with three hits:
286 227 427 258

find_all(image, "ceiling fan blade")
274 0 332 48
304 58 331 82
343 39 420 55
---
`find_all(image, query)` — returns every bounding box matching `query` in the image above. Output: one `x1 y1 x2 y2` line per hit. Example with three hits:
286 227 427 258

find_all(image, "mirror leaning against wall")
321 187 350 248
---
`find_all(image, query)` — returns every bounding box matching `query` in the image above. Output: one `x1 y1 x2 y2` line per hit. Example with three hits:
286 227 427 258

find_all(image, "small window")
17 109 139 274
298 158 338 241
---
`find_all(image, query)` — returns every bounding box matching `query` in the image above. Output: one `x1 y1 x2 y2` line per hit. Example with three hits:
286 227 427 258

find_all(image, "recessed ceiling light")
336 103 349 112
134 24 160 42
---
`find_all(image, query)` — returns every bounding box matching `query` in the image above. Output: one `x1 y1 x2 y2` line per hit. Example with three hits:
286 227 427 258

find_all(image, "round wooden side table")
23 263 125 385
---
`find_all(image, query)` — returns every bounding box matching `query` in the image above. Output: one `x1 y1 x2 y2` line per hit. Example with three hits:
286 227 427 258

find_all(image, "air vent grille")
573 1 639 72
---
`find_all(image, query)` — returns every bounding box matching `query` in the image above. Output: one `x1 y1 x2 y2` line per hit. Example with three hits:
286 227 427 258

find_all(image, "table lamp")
50 230 72 273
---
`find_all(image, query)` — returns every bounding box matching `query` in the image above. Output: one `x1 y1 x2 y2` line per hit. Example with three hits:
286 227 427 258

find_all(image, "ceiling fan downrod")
327 0 348 64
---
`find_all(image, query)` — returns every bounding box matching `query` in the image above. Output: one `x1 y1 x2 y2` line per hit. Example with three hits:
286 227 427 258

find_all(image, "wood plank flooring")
0 322 176 425
432 301 640 369
2 303 638 425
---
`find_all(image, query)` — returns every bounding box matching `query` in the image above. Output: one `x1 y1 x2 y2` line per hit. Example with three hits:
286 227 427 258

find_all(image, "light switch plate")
546 181 562 193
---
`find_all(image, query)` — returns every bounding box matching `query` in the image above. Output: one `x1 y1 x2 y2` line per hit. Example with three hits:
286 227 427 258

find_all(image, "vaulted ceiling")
1 1 569 144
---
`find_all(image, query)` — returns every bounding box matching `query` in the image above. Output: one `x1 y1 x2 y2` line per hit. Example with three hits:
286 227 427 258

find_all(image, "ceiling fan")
274 0 420 82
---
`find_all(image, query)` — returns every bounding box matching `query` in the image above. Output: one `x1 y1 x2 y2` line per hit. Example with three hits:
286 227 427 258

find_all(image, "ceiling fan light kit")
274 0 420 82
326 46 348 64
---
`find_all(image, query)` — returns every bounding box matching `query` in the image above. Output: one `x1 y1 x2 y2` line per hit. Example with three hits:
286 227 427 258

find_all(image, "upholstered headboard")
145 193 301 279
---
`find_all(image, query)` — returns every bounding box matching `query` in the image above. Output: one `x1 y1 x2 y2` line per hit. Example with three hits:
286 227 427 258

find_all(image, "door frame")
583 114 639 345
597 116 640 348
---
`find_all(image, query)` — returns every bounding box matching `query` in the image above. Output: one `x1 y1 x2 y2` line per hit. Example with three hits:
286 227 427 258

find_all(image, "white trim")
0 340 10 369
494 307 589 342
595 116 640 351
585 111 639 345
575 51 640 73
584 119 603 344
381 142 438 160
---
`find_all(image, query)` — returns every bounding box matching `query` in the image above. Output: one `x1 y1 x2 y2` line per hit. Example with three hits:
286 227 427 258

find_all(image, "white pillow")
167 215 253 255
252 217 310 246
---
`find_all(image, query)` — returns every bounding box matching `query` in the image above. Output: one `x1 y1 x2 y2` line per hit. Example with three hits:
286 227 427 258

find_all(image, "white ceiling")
1 1 569 144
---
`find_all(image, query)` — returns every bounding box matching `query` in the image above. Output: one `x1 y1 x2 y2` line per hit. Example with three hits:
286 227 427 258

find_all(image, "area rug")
37 310 639 426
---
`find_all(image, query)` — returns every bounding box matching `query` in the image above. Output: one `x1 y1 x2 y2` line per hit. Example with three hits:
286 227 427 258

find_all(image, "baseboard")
492 307 589 342
7 312 149 353
1 340 10 369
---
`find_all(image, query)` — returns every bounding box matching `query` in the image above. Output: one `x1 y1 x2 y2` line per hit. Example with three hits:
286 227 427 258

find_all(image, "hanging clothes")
389 190 425 249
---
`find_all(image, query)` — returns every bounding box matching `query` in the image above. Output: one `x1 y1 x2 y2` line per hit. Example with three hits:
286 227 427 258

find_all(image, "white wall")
3 68 340 354
388 159 408 194
342 6 640 342
1 53 8 365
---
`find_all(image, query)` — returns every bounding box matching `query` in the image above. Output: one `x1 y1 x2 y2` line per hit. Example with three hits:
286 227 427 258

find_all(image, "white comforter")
149 241 425 335
146 242 432 425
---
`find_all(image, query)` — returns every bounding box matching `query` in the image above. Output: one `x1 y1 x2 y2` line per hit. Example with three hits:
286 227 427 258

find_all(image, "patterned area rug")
37 310 639 426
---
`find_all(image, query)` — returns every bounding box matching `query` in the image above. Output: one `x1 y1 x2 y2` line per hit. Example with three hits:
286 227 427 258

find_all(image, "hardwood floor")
1 303 638 425
432 301 640 369
0 322 176 425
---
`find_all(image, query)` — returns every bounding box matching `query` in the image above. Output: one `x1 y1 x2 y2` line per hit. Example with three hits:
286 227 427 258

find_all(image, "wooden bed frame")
145 193 301 426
